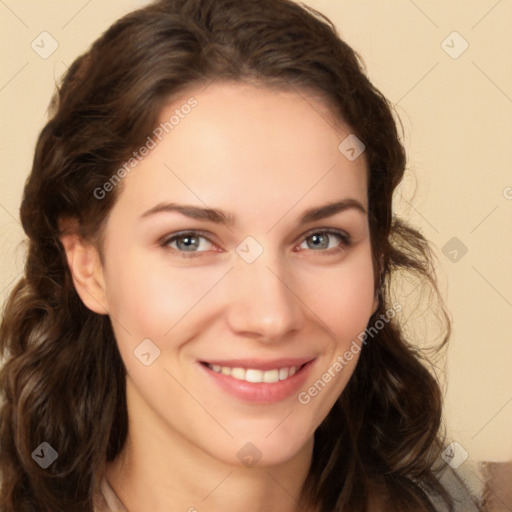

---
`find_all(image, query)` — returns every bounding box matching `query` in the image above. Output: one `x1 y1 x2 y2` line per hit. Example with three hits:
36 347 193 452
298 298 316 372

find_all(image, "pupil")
310 234 328 249
179 235 198 251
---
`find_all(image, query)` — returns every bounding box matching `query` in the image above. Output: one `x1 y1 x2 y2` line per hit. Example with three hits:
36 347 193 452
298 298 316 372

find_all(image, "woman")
0 0 482 510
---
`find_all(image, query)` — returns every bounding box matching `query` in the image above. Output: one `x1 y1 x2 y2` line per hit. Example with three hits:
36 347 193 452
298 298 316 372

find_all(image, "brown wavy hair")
0 0 463 510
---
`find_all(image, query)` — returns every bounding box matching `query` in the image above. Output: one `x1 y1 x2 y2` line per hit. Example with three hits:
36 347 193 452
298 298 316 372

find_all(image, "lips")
198 357 315 403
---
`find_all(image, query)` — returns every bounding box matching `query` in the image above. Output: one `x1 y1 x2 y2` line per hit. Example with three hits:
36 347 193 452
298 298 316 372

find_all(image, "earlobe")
60 234 109 315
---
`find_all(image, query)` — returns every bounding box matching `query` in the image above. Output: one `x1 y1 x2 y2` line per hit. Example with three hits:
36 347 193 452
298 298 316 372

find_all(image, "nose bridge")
224 248 304 340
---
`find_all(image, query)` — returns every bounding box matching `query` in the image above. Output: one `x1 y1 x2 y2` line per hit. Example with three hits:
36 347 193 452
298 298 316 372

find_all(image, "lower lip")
199 361 315 404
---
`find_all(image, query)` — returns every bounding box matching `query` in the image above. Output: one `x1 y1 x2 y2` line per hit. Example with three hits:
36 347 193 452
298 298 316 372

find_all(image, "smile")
206 364 300 383
199 358 315 403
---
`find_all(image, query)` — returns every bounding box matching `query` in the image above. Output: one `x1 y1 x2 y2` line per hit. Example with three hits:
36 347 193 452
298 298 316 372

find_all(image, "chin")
199 425 313 469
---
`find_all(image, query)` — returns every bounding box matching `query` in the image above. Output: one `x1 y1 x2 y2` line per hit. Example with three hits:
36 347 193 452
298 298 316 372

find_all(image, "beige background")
1 0 511 470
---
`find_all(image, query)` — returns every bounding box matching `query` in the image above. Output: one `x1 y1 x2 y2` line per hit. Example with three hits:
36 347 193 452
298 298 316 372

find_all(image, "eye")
296 229 350 254
160 231 217 256
159 228 351 258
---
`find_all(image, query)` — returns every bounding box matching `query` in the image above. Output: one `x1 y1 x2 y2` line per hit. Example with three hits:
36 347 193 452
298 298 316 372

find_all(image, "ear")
60 234 109 315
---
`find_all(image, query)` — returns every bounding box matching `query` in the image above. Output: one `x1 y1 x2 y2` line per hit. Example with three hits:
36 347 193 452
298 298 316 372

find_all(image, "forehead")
111 81 368 225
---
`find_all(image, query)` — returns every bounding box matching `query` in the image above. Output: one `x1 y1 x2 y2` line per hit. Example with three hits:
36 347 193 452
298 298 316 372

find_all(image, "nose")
223 251 305 342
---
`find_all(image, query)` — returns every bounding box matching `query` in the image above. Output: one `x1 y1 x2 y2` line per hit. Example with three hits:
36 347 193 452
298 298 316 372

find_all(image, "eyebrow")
139 198 367 226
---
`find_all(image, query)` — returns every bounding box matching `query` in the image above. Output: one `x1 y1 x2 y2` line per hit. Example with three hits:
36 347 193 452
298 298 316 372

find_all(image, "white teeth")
231 367 245 380
208 364 300 383
245 369 262 382
263 369 279 383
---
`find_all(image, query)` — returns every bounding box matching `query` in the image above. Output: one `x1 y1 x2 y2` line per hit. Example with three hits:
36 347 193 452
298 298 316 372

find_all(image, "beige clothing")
93 475 128 512
93 466 481 512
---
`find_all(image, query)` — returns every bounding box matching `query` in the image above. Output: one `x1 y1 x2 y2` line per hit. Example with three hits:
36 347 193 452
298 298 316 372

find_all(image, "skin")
61 82 378 512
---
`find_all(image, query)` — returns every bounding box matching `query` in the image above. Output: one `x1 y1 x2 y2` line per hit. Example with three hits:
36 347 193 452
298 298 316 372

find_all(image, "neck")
105 378 314 512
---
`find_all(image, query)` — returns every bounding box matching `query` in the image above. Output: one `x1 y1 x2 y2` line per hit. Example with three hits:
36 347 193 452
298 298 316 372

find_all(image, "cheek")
104 248 196 328
102 247 229 362
295 249 375 421
304 247 376 343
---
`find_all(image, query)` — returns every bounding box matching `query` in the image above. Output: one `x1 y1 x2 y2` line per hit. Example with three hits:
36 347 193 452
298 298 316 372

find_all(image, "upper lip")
200 357 315 370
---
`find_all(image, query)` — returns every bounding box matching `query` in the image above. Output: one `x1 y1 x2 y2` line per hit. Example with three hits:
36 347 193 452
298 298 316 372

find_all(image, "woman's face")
92 82 377 467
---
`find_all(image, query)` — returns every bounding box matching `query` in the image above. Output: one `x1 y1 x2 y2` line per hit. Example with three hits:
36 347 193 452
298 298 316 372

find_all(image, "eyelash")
159 228 351 258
